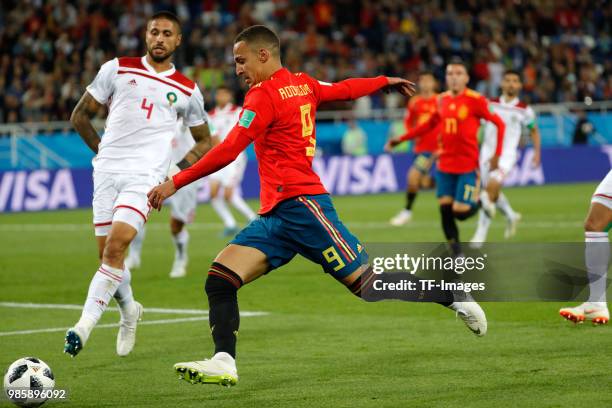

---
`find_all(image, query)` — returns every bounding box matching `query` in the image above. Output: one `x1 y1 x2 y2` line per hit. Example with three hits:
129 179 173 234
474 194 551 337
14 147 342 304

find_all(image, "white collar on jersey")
500 96 520 106
141 55 176 76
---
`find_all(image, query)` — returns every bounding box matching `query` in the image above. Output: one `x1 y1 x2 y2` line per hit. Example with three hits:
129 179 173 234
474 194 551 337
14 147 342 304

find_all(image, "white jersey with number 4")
86 56 206 180
480 97 536 174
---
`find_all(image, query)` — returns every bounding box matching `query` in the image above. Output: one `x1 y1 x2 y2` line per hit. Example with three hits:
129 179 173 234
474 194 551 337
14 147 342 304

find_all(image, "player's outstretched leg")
496 193 521 239
65 221 140 357
174 262 242 386
391 167 421 226
345 265 487 336
470 209 491 249
125 226 145 270
560 201 610 325
170 218 189 278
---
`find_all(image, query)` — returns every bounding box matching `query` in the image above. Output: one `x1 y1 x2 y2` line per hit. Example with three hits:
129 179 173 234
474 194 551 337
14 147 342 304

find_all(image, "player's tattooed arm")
530 126 542 167
70 92 103 154
177 123 213 169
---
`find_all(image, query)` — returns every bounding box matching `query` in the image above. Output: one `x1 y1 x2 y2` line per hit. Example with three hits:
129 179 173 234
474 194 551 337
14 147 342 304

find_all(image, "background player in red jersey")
148 26 487 386
386 62 506 257
390 71 441 226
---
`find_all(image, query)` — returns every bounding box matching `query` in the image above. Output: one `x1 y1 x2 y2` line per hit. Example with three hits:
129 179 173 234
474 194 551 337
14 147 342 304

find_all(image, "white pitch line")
0 302 268 337
0 302 214 315
0 317 212 337
0 220 583 232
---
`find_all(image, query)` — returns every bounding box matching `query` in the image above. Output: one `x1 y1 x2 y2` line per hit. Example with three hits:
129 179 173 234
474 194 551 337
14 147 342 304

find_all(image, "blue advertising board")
0 146 610 213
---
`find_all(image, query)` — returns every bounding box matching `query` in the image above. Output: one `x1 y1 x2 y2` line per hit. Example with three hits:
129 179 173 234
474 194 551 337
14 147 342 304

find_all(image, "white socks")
128 226 146 260
474 209 491 241
114 265 135 311
230 193 256 221
585 231 609 304
76 264 123 336
212 196 237 228
496 192 516 220
172 229 189 260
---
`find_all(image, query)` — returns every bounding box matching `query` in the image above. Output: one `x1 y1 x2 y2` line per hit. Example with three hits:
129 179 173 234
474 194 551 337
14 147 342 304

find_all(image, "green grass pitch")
1 182 611 407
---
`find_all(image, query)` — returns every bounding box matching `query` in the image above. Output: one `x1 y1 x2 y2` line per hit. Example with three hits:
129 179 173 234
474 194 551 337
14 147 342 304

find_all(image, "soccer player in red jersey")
390 71 441 226
148 26 487 386
387 62 506 256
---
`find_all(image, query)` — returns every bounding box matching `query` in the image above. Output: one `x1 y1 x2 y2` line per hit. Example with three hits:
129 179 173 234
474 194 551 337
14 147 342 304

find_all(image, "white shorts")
208 153 247 188
169 180 199 224
479 147 518 185
93 171 159 236
592 170 612 210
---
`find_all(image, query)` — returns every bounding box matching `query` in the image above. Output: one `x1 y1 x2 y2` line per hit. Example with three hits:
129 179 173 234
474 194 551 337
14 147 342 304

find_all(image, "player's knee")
584 215 606 232
453 205 478 221
103 237 129 264
170 218 184 235
205 262 244 299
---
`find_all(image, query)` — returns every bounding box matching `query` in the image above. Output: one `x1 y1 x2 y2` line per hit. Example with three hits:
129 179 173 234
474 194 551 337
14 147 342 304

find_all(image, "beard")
148 46 174 63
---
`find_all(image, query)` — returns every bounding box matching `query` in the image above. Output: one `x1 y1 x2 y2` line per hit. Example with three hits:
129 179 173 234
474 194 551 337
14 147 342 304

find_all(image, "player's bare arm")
178 123 213 169
530 125 542 167
70 92 103 154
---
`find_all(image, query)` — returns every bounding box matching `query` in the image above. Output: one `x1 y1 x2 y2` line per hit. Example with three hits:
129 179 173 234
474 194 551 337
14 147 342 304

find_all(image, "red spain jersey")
174 68 389 214
400 88 505 174
405 94 440 154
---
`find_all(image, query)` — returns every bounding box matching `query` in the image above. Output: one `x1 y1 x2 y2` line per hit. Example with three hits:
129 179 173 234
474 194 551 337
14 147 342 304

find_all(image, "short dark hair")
447 58 468 70
147 11 181 33
234 25 280 57
503 69 522 80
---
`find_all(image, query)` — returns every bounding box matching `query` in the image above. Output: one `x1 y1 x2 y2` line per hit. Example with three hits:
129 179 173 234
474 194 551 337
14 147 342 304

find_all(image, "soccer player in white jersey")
125 118 203 278
470 70 541 246
208 86 256 236
66 11 212 357
559 170 611 325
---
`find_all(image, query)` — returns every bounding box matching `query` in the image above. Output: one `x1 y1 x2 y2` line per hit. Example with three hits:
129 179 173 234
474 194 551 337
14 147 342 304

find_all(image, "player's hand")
147 179 177 211
384 138 401 152
531 150 541 167
385 77 417 97
489 155 499 171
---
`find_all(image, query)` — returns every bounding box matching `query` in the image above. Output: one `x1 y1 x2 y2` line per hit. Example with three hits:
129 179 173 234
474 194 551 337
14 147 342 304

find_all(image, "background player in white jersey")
208 86 256 236
125 118 204 278
66 11 212 357
559 170 611 325
471 70 541 246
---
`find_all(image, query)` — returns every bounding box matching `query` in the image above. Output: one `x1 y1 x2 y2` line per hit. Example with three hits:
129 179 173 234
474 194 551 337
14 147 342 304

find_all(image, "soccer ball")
3 357 55 407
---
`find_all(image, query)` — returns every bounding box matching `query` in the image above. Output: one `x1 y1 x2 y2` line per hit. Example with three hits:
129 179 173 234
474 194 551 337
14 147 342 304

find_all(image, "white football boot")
449 301 488 336
504 212 521 239
559 302 609 325
116 301 143 356
169 256 187 278
174 352 238 387
390 209 412 226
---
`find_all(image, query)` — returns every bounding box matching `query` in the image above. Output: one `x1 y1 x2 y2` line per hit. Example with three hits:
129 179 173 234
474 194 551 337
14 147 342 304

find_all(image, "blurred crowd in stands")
0 0 610 123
